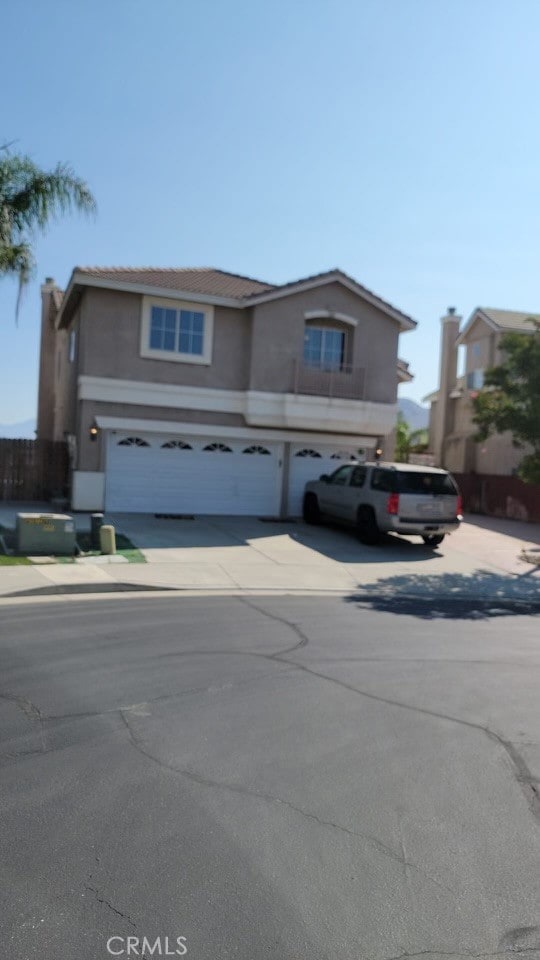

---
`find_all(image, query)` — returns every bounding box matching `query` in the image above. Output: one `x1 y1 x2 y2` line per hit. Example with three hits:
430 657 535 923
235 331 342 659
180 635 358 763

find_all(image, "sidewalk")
1 508 539 602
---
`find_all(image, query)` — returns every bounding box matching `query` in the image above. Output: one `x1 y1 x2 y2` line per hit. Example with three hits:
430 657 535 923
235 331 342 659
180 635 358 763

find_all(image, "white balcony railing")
292 360 366 400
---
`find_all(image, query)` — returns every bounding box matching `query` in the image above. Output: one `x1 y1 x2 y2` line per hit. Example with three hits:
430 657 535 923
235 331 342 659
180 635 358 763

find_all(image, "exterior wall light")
89 425 99 442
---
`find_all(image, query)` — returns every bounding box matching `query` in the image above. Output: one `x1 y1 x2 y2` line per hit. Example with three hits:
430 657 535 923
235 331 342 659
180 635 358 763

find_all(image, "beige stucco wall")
52 309 79 441
79 288 251 390
249 283 400 403
464 317 496 375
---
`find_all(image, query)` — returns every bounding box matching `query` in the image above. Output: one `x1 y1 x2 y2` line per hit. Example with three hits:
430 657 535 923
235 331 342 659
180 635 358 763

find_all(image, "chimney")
432 307 462 467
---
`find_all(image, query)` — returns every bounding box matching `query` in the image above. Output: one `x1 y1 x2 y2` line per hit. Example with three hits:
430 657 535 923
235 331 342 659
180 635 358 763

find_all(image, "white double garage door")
105 431 360 516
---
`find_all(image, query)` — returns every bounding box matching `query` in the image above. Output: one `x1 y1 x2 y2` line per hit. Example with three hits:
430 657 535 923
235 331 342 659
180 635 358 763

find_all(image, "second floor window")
140 296 213 365
150 306 204 356
466 369 484 390
304 327 345 370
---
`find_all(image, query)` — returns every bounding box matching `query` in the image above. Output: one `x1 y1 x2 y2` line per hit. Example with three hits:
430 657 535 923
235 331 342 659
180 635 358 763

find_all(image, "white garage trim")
80 375 396 435
95 415 374 448
79 375 245 413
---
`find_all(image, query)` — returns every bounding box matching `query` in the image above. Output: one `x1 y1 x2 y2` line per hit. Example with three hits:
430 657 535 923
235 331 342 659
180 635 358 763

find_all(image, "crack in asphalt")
118 709 455 895
267 653 540 822
379 950 540 960
238 596 311 657
84 885 137 929
3 597 540 913
0 691 46 752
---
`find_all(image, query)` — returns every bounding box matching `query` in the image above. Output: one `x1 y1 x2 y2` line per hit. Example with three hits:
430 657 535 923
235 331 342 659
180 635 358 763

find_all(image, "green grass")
0 525 145 564
0 553 31 565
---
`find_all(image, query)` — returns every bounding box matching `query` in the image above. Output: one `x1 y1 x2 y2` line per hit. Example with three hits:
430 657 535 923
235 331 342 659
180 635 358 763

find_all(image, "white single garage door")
288 442 360 516
105 432 283 515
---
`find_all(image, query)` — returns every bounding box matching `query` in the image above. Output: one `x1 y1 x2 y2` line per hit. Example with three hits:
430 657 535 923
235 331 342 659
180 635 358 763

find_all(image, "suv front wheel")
303 493 321 525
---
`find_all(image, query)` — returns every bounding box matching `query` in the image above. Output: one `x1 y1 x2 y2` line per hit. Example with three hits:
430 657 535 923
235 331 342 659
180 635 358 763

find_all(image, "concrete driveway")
1 503 539 601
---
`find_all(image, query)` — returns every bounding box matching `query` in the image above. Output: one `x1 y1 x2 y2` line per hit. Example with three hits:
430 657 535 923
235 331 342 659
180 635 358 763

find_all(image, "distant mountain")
0 419 36 439
398 399 429 431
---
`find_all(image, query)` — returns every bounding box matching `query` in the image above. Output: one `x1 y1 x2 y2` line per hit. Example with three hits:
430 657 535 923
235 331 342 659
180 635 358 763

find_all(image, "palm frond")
0 149 97 319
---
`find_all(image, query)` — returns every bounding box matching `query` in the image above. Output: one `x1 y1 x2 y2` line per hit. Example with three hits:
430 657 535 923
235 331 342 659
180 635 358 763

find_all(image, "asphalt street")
2 594 540 960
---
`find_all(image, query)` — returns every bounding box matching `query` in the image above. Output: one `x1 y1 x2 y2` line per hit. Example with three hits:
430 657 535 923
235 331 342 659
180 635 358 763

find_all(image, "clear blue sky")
2 0 540 425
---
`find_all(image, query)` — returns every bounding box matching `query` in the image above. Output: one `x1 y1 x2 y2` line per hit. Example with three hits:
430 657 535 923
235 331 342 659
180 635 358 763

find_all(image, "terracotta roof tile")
75 266 275 299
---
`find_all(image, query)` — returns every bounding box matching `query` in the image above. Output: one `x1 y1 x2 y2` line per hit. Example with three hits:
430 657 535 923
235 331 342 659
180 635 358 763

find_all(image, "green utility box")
16 513 76 556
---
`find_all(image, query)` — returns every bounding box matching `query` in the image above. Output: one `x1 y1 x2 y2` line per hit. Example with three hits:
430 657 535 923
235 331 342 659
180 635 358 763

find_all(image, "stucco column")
432 308 461 467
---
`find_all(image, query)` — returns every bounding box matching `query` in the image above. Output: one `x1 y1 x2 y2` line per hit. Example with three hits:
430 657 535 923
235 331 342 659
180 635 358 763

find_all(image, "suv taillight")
387 493 399 515
456 494 463 517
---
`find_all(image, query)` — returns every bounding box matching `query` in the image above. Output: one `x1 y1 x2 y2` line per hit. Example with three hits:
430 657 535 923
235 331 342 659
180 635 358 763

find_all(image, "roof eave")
243 271 417 331
56 270 249 327
455 308 501 345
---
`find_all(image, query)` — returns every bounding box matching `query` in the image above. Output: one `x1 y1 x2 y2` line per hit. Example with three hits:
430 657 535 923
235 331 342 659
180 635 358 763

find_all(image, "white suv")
303 461 462 547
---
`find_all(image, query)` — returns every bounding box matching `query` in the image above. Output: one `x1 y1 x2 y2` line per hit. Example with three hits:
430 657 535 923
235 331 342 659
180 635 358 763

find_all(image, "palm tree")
395 413 428 462
0 146 96 315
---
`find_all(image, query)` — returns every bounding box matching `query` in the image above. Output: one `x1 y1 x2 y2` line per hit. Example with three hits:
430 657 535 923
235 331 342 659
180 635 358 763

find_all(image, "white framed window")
140 296 214 365
304 326 345 370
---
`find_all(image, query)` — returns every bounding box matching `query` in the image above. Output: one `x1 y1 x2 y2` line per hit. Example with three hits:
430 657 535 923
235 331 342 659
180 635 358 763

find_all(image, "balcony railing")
292 360 366 400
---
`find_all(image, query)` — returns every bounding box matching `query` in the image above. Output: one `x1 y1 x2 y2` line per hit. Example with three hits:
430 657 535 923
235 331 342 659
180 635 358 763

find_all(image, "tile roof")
245 267 416 327
75 266 275 299
60 265 416 330
480 307 540 333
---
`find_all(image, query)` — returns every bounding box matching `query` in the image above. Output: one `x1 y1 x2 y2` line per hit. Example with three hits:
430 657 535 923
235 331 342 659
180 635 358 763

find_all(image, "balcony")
292 360 365 400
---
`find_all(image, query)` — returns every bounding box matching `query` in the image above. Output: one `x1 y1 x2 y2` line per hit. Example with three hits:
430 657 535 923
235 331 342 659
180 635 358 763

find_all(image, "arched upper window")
242 445 271 455
295 449 322 458
118 437 150 447
203 442 233 453
161 440 193 449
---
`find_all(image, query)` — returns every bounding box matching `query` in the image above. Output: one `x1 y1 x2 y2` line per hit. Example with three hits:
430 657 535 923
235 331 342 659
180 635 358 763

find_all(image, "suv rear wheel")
356 506 380 545
303 493 321 525
422 534 445 547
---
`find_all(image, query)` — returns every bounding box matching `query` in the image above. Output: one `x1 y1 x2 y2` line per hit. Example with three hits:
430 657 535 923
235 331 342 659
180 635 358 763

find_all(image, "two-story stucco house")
426 306 539 475
36 266 416 514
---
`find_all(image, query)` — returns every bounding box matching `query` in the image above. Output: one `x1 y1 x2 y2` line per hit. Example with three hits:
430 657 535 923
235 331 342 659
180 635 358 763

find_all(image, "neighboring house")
425 306 539 475
37 267 416 514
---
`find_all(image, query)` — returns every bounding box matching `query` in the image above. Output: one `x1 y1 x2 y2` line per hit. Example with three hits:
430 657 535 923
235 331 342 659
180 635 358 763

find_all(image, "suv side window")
329 465 354 486
370 469 395 492
350 466 366 488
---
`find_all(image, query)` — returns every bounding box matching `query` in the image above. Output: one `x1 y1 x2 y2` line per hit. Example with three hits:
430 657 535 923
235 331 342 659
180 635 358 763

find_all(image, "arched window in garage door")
242 445 271 455
117 437 150 447
203 442 233 452
161 440 193 449
295 449 321 458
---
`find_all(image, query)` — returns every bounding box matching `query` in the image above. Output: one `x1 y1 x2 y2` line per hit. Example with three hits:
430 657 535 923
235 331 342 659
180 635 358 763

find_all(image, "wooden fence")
453 472 540 523
0 439 69 501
